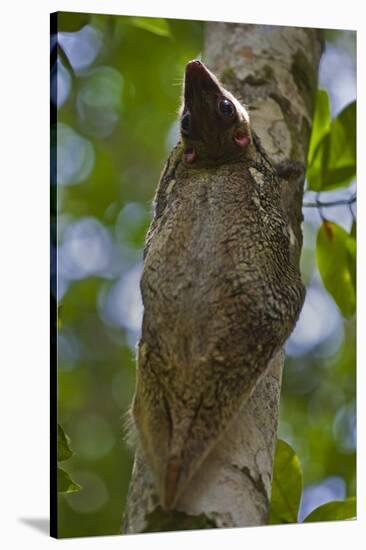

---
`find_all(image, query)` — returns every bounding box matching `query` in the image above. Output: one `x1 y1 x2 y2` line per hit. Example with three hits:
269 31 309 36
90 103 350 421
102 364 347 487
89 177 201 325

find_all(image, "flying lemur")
130 59 305 510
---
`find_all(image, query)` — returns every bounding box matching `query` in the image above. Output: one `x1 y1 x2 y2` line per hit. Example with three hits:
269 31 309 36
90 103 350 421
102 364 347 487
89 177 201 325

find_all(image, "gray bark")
123 22 323 533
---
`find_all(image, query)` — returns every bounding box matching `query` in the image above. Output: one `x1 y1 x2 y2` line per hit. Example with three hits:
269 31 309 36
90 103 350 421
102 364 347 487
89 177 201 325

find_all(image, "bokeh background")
51 13 356 538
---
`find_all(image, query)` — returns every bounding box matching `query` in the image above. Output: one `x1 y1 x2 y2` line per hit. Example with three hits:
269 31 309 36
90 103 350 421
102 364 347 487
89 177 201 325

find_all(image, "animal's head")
180 60 252 165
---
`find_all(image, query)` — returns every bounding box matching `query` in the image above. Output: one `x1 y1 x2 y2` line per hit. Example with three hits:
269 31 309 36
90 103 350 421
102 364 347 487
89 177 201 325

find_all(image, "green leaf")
308 89 331 166
307 100 356 191
346 229 356 290
317 221 356 318
351 220 356 239
269 439 303 524
57 467 81 493
306 134 330 191
321 166 356 191
129 17 171 37
57 424 74 462
303 497 356 522
327 101 356 179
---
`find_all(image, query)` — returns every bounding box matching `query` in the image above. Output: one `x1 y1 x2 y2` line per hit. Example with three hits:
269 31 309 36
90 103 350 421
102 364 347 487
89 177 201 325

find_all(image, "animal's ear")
184 147 196 163
275 159 305 181
233 129 251 148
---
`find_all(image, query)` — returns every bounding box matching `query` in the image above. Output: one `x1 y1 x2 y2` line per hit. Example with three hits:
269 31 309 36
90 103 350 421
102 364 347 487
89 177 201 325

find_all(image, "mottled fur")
130 61 305 510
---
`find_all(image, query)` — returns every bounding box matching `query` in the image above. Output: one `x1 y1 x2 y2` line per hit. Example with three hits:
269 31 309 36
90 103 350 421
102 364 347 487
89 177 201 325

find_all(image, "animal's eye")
218 98 235 118
181 112 191 134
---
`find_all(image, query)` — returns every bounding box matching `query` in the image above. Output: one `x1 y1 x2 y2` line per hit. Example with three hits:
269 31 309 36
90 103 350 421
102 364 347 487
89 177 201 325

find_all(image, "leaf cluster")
270 440 356 524
307 90 356 318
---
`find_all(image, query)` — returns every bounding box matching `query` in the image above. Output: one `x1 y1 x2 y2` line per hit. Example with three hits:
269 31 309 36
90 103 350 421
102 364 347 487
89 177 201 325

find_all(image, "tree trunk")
123 22 323 534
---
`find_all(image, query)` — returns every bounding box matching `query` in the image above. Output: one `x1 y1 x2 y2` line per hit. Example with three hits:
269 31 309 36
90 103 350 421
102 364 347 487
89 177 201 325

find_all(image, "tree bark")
123 22 323 533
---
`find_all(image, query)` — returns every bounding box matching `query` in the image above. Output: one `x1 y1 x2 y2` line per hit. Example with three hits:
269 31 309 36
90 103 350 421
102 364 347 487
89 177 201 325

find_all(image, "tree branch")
303 194 356 208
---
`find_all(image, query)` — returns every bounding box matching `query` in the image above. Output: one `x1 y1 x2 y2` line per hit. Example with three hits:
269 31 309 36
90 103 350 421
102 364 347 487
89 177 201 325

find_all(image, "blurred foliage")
53 12 204 538
52 13 356 538
270 439 356 523
128 17 172 37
